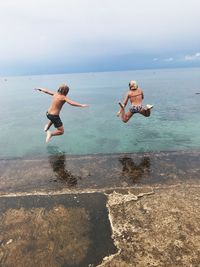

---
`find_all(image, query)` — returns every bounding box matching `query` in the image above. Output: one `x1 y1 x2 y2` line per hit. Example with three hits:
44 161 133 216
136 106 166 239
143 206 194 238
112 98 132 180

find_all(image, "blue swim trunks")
129 105 142 114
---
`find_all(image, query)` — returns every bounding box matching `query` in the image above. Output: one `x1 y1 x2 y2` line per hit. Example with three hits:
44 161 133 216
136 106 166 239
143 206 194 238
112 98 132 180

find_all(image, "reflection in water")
119 156 151 183
47 146 80 186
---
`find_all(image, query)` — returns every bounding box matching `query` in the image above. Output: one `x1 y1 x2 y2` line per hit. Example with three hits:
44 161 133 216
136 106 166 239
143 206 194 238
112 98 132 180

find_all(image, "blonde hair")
129 80 138 90
58 84 69 96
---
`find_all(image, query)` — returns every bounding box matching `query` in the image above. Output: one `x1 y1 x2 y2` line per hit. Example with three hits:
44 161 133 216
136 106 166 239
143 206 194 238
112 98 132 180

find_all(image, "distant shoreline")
1 66 200 78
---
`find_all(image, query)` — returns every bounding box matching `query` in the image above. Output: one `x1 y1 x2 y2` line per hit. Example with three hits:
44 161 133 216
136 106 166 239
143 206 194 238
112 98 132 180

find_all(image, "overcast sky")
0 0 200 75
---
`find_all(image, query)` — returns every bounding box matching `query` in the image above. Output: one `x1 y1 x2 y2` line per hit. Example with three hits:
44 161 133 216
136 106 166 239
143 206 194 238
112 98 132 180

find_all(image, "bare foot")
46 131 52 143
44 124 48 132
146 104 154 110
116 110 121 117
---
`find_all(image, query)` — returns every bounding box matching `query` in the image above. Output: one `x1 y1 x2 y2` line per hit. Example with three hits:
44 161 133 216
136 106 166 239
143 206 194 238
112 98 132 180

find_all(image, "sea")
0 67 200 159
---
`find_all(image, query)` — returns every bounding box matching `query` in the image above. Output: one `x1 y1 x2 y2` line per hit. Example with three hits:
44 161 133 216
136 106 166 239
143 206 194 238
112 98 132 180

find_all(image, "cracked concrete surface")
100 186 200 267
1 151 200 266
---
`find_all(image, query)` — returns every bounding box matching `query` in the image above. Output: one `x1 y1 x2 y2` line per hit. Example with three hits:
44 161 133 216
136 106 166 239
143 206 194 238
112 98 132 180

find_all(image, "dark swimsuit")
129 91 143 114
129 105 142 114
46 112 63 128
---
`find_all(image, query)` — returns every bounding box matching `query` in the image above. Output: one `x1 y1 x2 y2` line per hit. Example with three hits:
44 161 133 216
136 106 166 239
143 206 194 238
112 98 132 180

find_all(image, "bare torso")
128 88 143 106
48 93 66 115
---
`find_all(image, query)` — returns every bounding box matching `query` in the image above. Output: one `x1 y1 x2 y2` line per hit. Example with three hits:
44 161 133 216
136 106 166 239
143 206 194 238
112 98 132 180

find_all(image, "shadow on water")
47 146 80 187
119 156 151 183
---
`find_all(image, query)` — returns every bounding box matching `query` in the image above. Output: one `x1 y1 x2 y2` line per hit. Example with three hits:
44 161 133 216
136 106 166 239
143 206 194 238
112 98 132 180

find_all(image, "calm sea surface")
0 68 200 159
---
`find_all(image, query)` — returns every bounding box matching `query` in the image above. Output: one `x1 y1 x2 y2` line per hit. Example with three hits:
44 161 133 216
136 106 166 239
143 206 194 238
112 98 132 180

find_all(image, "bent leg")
46 126 64 143
118 102 133 123
140 105 154 117
51 126 64 137
140 108 151 117
44 120 53 132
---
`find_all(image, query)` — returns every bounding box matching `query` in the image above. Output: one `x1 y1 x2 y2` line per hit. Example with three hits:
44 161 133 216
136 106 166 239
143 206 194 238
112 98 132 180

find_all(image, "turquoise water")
0 68 200 159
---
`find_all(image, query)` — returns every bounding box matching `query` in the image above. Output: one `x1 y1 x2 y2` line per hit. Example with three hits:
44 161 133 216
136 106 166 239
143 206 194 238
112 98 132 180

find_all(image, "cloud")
1 0 200 74
164 57 174 62
184 52 200 61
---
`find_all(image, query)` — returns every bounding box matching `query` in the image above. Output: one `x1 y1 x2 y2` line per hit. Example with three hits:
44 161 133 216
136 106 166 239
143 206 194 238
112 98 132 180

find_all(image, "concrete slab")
1 151 200 266
100 185 200 267
0 193 117 267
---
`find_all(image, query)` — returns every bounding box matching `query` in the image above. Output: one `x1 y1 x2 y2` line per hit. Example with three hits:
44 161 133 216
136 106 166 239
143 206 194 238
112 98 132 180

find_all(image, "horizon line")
1 65 200 78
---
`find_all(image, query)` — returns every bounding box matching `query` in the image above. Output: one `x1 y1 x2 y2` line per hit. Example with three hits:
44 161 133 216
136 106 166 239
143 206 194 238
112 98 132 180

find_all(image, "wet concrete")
0 150 200 194
0 193 117 267
1 150 200 266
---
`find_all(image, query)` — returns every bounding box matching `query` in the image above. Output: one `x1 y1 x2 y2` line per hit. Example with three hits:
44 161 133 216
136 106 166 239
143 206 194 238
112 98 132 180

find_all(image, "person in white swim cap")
117 80 153 123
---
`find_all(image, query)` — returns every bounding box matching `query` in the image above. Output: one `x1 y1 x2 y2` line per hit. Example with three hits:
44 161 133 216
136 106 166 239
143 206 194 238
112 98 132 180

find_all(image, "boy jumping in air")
35 83 89 143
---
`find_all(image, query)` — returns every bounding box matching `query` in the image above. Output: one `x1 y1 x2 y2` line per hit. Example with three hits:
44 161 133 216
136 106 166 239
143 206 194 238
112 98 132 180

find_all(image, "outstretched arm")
122 92 129 108
117 92 129 116
34 87 55 96
65 97 89 107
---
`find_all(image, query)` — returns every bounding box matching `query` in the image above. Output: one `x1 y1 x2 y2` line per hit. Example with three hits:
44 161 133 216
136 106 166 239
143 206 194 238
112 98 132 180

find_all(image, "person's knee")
122 118 129 123
58 127 64 134
143 110 150 117
146 111 150 117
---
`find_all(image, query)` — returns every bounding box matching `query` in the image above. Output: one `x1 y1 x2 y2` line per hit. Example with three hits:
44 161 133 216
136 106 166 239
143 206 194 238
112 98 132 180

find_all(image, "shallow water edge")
0 150 200 195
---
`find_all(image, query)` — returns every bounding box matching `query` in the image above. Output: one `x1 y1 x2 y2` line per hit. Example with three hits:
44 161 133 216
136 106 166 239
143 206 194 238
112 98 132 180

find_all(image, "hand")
82 104 89 107
34 88 42 91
